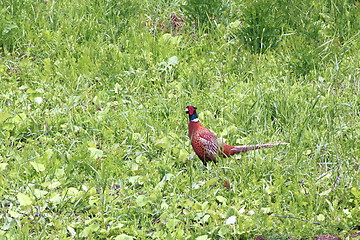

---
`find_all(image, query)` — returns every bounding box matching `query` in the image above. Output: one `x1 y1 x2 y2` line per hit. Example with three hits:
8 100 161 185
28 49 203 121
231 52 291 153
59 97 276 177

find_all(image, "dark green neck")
189 112 199 122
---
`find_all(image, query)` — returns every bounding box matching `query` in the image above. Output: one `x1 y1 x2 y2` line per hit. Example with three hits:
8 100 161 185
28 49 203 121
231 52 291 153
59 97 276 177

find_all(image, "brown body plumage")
185 106 288 165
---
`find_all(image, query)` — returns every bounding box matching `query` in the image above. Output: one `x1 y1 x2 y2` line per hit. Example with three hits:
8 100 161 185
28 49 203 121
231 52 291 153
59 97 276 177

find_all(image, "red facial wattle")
185 106 197 115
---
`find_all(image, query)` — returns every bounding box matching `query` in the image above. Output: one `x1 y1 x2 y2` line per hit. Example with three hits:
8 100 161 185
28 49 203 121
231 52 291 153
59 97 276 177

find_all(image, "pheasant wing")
198 134 219 162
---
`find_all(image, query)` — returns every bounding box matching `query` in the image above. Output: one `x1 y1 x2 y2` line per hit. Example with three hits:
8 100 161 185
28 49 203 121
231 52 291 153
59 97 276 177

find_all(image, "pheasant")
185 106 288 165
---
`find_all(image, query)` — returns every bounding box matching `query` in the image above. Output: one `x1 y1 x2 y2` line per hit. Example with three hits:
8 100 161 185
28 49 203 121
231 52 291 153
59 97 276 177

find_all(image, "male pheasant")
185 106 288 165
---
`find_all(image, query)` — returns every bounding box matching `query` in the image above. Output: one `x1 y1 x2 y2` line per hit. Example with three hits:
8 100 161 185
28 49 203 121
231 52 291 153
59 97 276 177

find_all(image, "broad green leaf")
34 189 48 198
317 214 325 221
343 208 351 215
67 187 81 197
229 20 242 29
30 161 45 172
89 187 97 195
261 207 272 214
167 56 178 65
265 185 276 194
115 234 135 240
163 173 174 181
44 148 54 160
136 195 149 207
131 163 139 171
155 181 165 191
18 85 28 90
351 187 360 199
303 149 312 155
79 224 100 238
225 208 236 218
55 168 65 178
216 196 227 204
159 33 172 43
17 192 33 206
2 22 18 34
178 149 188 161
225 215 236 225
26 88 37 94
168 131 179 138
193 202 202 211
248 210 255 215
166 218 181 229
67 226 76 236
161 201 169 210
218 226 229 236
184 199 194 208
12 113 27 123
195 235 209 240
2 123 15 130
170 35 182 45
34 97 43 104
155 137 171 149
49 193 61 204
201 201 209 211
0 112 11 124
67 189 82 203
205 177 219 187
174 228 185 238
114 83 121 94
132 132 142 141
87 141 97 148
128 176 140 184
89 195 99 205
201 214 210 223
0 163 8 171
88 147 104 159
9 210 22 218
43 180 61 190
135 155 146 163
238 206 246 214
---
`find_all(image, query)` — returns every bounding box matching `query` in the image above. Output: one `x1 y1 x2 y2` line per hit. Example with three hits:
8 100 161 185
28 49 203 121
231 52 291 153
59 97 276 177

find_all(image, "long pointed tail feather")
230 142 289 155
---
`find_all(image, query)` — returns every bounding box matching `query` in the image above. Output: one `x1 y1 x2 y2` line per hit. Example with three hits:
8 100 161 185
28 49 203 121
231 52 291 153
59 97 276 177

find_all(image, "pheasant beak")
185 107 189 114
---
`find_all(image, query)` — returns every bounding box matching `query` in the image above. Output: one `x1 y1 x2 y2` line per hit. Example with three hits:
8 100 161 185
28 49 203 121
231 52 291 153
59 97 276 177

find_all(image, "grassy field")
0 0 359 239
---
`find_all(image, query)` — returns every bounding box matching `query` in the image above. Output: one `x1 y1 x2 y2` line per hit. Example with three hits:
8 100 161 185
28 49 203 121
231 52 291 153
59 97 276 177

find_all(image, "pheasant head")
185 106 199 122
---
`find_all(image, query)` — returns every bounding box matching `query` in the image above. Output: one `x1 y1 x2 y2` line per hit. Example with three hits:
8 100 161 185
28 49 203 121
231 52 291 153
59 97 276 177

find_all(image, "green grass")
0 0 359 239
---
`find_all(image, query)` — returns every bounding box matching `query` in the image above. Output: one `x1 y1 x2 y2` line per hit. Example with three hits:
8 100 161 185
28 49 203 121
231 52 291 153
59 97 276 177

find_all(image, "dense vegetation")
0 0 359 239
